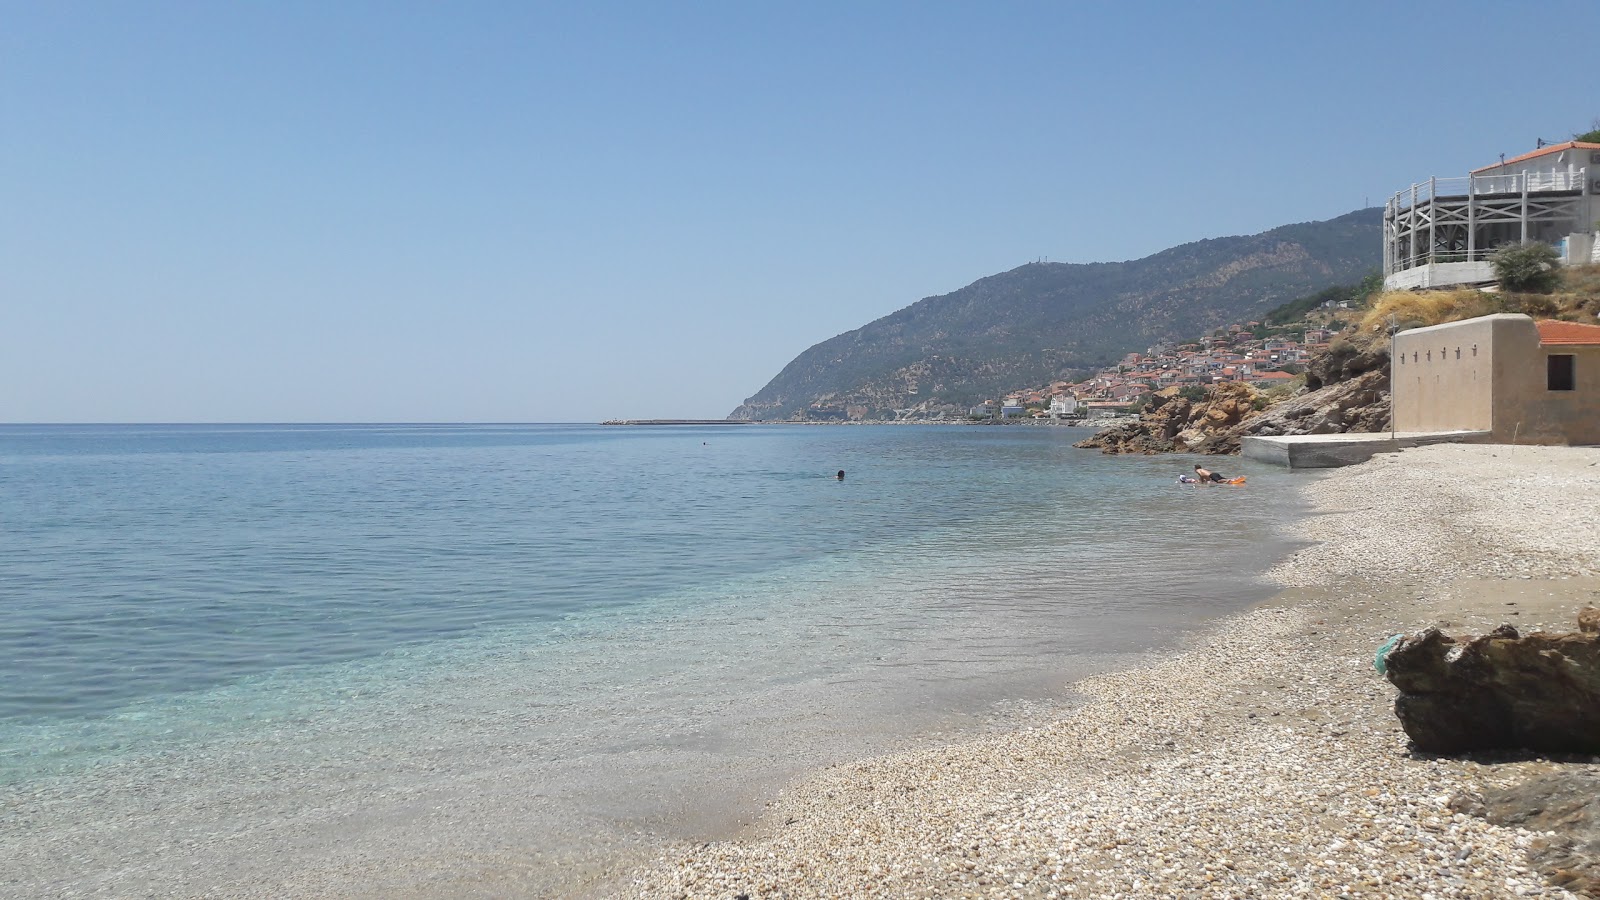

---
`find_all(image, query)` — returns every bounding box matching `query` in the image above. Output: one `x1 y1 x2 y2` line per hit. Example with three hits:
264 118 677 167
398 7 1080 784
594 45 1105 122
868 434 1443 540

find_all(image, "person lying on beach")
1193 464 1229 484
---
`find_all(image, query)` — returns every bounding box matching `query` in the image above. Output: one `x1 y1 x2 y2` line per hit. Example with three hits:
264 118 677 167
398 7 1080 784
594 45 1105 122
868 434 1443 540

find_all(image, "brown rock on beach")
1383 620 1600 754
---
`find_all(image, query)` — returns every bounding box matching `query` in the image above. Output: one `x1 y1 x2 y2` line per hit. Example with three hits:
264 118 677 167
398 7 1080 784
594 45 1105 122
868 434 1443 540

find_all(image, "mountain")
730 208 1382 421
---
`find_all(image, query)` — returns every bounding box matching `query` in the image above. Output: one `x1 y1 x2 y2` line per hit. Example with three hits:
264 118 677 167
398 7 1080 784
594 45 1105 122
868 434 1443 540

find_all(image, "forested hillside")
731 208 1382 420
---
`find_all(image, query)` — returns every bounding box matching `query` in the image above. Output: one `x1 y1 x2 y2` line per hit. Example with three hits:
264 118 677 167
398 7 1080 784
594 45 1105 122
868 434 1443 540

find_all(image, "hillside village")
969 276 1375 423
972 319 1339 422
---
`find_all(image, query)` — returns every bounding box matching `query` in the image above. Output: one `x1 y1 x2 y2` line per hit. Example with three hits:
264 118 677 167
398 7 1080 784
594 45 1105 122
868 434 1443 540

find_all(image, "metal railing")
1389 237 1584 273
1388 169 1587 213
1389 249 1497 270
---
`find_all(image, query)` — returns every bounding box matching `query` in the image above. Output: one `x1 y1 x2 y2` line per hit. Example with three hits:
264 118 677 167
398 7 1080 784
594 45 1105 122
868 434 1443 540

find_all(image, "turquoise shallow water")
0 424 1305 896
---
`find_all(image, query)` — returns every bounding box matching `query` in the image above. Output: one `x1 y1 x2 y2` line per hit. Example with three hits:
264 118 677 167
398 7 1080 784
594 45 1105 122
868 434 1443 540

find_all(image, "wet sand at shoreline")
617 444 1600 899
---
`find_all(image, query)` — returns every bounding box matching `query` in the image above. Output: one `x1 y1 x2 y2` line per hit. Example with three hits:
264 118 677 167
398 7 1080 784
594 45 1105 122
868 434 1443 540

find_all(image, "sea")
0 423 1308 897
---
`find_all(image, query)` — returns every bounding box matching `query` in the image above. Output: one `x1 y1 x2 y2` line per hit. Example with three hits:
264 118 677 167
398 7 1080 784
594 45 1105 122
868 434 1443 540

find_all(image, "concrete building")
1383 142 1600 290
1391 314 1600 444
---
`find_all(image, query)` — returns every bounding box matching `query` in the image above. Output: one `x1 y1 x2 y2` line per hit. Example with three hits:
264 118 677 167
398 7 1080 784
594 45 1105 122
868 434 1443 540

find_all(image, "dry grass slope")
1359 264 1600 334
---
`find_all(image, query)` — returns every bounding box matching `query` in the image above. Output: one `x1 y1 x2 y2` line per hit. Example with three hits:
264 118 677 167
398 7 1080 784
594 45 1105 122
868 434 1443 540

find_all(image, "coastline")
0 427 1294 900
617 444 1600 899
612 417 1139 428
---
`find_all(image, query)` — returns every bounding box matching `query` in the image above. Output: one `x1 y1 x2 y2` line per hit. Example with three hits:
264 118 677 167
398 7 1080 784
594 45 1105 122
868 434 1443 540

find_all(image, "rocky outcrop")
1382 615 1600 754
1208 368 1390 449
1075 367 1391 455
1304 331 1389 390
1075 328 1393 455
1073 382 1262 454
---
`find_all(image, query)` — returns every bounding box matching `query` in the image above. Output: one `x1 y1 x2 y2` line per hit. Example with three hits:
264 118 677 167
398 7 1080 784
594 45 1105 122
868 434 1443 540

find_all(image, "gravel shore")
620 443 1600 899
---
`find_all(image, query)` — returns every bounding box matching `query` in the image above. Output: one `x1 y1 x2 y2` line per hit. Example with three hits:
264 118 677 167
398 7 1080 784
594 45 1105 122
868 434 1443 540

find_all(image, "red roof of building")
1472 141 1600 174
1537 320 1600 345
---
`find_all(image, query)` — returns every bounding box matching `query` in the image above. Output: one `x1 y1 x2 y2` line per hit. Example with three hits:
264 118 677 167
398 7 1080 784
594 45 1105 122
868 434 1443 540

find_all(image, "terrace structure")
1383 141 1600 290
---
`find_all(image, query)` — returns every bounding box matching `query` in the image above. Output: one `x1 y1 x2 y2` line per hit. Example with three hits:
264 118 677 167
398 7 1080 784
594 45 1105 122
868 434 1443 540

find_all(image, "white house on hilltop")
1383 141 1600 290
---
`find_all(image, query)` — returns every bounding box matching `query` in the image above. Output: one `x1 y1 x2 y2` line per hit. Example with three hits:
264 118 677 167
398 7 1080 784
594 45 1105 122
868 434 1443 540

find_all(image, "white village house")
1048 394 1079 417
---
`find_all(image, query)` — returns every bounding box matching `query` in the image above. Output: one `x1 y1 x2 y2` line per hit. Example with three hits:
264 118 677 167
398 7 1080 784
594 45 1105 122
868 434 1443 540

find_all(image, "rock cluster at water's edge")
1073 381 1259 455
1076 361 1391 455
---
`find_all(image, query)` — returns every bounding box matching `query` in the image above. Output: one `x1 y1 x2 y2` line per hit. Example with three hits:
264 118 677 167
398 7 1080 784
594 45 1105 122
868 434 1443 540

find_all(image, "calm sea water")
0 424 1306 897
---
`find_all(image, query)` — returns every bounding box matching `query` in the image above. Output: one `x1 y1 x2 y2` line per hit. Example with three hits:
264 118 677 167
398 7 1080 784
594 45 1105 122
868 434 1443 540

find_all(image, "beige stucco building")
1392 314 1600 444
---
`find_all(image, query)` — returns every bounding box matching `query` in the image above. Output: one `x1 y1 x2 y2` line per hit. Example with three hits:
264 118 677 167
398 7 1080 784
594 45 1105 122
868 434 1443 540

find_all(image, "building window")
1548 354 1575 391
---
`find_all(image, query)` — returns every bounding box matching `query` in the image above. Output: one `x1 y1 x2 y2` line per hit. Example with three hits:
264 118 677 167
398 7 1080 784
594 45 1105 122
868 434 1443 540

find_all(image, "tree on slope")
1491 243 1561 294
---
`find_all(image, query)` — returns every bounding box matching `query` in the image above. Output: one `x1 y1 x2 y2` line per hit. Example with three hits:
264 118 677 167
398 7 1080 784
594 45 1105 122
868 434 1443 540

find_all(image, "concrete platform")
1242 430 1493 469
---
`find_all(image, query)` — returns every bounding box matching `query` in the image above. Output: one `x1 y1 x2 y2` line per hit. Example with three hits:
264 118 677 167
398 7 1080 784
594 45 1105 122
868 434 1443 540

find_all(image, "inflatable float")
1177 475 1247 485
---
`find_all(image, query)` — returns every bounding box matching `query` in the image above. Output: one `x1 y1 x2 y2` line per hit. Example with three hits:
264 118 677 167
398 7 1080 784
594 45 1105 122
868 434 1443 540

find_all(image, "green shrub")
1490 243 1561 293
1247 378 1302 410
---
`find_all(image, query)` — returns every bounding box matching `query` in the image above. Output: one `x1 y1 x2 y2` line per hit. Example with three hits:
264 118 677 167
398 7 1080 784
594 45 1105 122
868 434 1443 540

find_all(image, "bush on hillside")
1263 272 1383 326
1491 243 1562 293
1512 292 1562 318
1537 264 1600 323
1265 284 1351 325
1560 263 1600 300
1252 377 1304 410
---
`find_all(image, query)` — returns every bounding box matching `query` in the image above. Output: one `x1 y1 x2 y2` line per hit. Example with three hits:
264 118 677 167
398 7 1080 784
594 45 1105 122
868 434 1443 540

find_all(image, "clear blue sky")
3 1 1594 422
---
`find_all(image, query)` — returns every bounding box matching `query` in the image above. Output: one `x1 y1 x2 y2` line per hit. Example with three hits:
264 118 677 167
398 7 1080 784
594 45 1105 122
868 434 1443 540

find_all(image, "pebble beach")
619 444 1600 899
